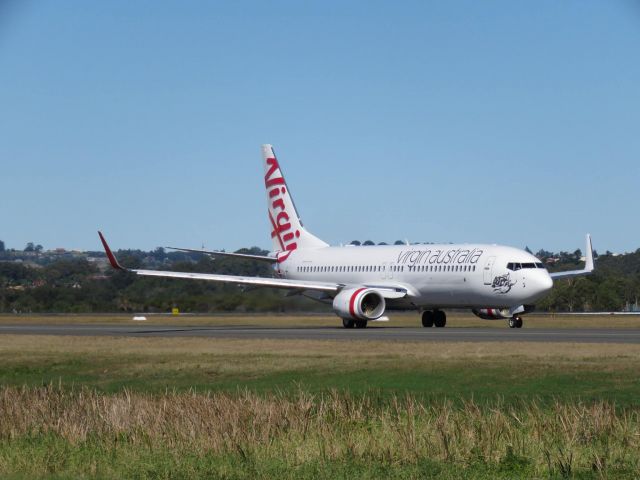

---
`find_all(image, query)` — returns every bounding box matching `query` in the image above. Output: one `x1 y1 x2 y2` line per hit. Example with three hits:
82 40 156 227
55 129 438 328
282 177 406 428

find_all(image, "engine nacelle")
333 288 386 320
472 308 511 320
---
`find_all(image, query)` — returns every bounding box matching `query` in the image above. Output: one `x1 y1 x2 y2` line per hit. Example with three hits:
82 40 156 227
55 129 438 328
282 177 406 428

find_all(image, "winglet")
98 231 124 270
584 233 594 273
549 233 595 280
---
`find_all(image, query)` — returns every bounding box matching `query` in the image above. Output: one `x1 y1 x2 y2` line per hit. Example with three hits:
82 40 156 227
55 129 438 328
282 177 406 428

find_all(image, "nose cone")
531 271 553 300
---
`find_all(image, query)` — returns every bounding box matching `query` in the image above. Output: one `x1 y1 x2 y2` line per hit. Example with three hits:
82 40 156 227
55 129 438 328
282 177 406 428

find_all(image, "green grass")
0 347 640 407
0 436 555 480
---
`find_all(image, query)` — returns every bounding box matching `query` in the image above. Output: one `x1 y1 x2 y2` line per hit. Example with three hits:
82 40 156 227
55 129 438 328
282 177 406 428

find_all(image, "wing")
98 232 415 299
550 234 595 280
165 246 279 263
99 231 339 293
99 232 411 299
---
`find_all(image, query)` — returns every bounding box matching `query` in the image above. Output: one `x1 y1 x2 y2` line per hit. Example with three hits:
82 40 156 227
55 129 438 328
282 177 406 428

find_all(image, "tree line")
0 243 639 313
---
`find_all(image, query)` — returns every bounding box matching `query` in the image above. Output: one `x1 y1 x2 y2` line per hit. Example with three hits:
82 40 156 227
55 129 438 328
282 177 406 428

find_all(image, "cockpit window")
535 262 545 269
507 262 540 271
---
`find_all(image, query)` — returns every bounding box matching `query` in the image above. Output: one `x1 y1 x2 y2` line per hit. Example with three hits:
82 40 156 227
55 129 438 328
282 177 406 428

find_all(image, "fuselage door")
483 256 496 285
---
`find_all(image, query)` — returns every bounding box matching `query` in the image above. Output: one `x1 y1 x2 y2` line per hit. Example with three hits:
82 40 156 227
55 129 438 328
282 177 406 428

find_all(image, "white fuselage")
279 243 553 309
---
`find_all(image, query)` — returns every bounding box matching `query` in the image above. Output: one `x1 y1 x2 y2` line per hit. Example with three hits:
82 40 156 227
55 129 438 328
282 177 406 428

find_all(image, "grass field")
0 315 639 478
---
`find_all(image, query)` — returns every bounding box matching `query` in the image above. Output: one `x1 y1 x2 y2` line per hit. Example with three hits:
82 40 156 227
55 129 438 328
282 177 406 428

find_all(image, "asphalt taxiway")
0 324 639 343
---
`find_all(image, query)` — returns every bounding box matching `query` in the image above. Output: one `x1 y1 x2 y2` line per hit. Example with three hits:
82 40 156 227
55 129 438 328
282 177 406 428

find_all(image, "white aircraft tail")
262 144 328 258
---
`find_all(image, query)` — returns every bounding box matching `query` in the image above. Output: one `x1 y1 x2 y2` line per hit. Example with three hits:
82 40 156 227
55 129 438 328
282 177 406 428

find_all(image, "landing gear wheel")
508 317 516 328
515 317 523 329
421 311 434 328
343 318 355 329
355 320 368 329
434 310 447 328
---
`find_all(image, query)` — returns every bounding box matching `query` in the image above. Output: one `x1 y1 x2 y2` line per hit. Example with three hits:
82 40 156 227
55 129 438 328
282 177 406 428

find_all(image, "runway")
1 324 640 343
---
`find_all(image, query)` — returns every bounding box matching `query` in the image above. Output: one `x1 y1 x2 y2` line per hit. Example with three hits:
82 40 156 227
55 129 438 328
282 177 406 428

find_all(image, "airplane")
99 144 594 329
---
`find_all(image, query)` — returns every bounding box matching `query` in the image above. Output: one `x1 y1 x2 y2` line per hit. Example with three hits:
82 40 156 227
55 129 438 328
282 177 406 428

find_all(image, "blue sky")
1 1 639 254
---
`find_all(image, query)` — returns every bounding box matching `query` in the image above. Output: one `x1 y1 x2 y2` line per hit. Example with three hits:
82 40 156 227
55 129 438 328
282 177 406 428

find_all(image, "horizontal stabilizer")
166 246 278 263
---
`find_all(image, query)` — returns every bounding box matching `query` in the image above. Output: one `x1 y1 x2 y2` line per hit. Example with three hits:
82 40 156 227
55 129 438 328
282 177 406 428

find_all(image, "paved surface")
1 324 640 343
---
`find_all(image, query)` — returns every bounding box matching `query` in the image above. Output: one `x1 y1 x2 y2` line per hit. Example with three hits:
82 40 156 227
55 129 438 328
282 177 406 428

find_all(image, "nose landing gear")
508 316 523 328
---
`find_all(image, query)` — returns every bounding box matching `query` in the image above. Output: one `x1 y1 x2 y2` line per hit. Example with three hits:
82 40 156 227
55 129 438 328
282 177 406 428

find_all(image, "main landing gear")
343 318 368 329
422 310 446 328
508 316 523 329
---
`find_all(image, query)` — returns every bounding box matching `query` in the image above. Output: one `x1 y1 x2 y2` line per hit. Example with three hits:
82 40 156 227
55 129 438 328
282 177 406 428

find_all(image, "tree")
363 240 375 246
35 244 43 253
535 248 552 259
525 246 532 254
349 240 361 246
0 240 4 252
394 240 405 245
24 242 35 252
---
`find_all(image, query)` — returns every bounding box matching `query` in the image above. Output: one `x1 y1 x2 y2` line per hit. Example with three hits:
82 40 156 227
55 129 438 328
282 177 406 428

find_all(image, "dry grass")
1 334 640 362
0 385 638 478
1 312 639 329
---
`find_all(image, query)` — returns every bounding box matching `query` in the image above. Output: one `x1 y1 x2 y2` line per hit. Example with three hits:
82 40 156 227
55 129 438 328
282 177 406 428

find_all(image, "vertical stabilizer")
262 144 328 258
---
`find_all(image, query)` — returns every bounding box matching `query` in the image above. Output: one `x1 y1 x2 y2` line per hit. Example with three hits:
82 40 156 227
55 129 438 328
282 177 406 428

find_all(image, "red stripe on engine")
349 288 367 318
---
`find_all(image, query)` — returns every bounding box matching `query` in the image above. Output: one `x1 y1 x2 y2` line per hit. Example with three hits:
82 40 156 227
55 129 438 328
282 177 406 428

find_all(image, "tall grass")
0 385 638 478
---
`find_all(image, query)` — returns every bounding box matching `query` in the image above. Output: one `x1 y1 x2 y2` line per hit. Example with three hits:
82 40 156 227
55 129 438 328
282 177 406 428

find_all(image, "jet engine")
472 308 511 320
333 287 386 320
